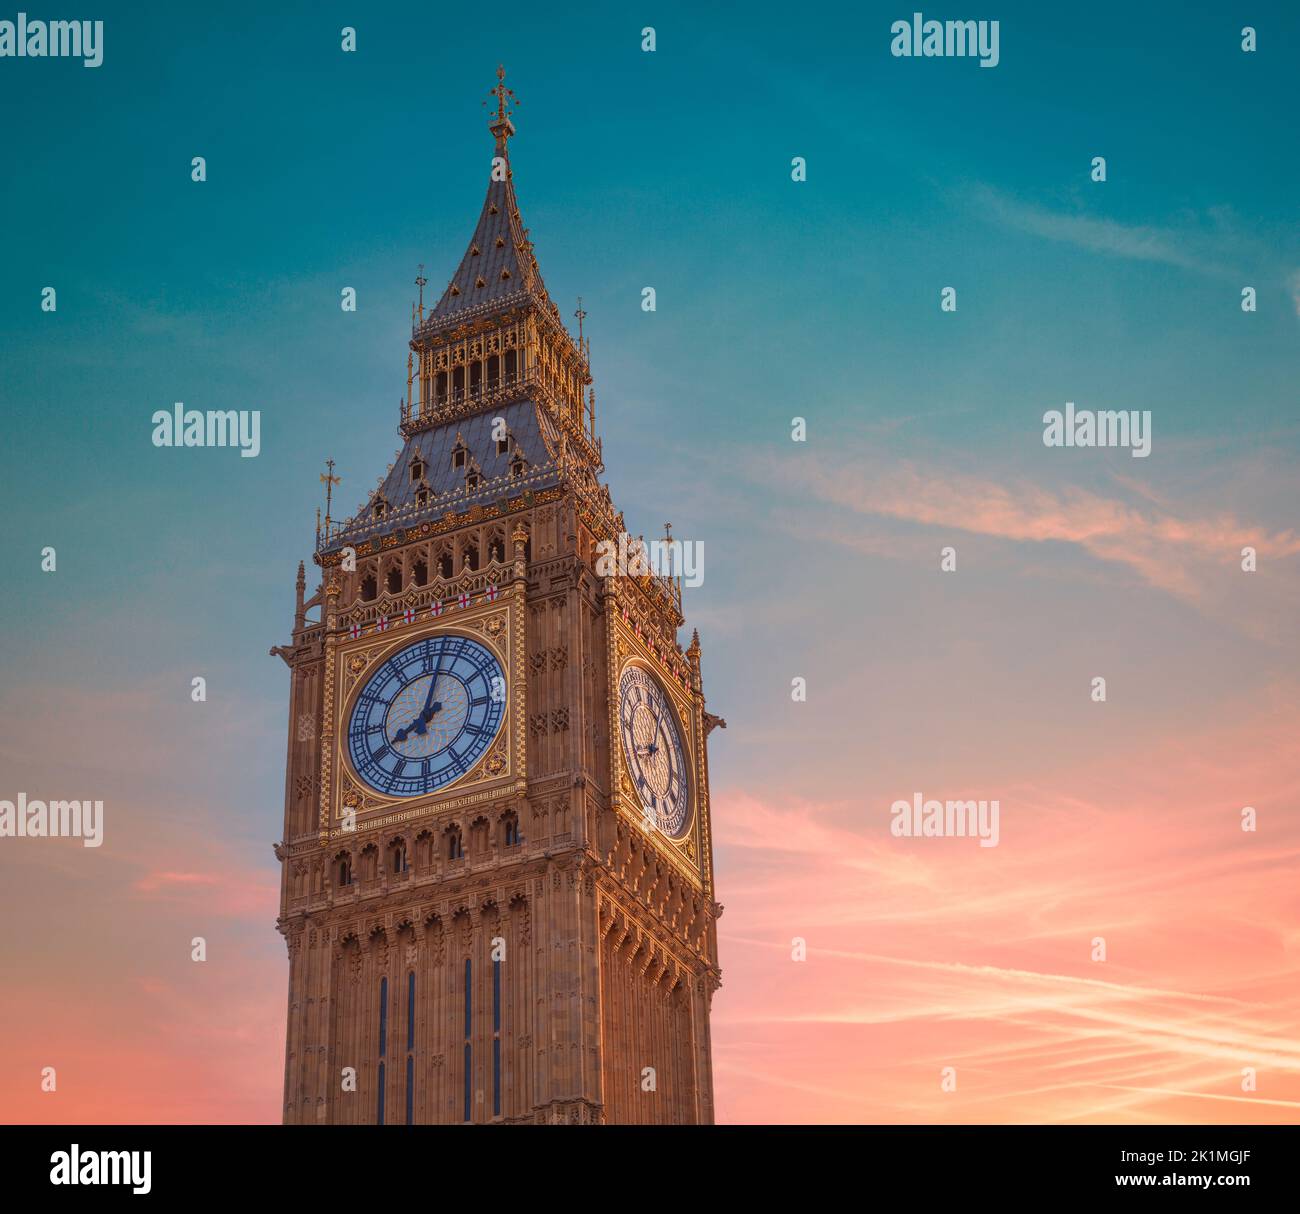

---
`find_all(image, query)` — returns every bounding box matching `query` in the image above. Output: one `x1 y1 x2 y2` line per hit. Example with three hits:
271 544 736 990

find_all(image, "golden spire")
320 458 340 536
486 64 517 151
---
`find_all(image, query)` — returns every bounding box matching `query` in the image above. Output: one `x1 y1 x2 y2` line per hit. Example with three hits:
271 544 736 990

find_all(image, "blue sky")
2 0 1297 805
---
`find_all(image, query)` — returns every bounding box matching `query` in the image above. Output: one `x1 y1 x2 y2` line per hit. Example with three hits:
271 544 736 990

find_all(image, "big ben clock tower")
271 70 723 1126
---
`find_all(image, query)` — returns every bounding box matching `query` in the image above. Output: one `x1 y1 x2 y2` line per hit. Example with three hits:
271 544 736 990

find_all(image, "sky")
1 0 1298 1124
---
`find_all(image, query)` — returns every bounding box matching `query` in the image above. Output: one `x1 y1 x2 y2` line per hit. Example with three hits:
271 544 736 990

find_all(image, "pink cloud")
710 686 1300 1123
748 448 1300 640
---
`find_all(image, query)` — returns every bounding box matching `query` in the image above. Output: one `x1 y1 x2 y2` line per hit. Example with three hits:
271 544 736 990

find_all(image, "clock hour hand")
394 661 445 742
396 696 442 741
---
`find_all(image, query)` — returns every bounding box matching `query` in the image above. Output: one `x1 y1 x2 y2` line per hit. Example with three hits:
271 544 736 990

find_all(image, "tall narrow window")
492 957 502 1118
463 958 472 1123
377 975 388 1125
407 971 416 1049
405 971 415 1125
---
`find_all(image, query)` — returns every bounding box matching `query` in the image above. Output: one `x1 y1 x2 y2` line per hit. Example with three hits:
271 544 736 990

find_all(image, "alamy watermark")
890 14 1000 67
50 1145 150 1194
0 794 103 846
152 402 261 458
595 531 704 589
0 13 103 66
890 792 999 847
1043 402 1152 458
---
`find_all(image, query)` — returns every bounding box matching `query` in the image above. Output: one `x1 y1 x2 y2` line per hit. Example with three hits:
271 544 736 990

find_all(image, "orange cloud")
710 686 1300 1123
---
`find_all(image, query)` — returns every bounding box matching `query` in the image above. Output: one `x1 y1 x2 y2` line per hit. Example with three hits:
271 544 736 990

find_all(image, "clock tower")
272 70 723 1126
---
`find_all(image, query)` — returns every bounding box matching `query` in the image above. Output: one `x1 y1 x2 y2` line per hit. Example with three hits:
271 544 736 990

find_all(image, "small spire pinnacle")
486 64 518 151
320 458 341 535
574 296 586 344
415 263 427 321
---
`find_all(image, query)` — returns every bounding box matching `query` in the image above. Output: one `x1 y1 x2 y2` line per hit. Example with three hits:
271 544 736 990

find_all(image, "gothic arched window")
470 817 490 854
447 828 463 861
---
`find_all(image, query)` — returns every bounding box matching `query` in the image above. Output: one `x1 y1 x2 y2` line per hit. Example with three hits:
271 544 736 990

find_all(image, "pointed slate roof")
318 70 583 558
324 399 565 554
424 70 550 329
427 169 540 323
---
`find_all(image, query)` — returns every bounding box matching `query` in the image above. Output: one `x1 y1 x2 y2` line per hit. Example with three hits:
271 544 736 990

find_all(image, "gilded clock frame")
610 612 706 888
318 586 527 841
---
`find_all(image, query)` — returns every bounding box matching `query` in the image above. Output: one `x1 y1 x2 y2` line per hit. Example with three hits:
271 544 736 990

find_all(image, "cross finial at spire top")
486 63 518 147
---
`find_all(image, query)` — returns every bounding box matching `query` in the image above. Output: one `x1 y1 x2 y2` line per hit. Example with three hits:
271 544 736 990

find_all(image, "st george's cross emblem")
403 607 417 625
375 615 390 632
457 591 471 610
484 584 500 603
429 599 443 618
348 621 364 640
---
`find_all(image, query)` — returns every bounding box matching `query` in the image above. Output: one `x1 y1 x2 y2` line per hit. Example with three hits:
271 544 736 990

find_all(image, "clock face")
618 665 691 838
347 633 506 798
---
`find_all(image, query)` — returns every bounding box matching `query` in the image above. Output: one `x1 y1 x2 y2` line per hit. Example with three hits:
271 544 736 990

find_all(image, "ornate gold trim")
323 597 520 839
610 620 704 888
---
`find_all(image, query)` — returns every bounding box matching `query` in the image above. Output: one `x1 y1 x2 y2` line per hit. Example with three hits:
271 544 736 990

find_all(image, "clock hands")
393 651 446 743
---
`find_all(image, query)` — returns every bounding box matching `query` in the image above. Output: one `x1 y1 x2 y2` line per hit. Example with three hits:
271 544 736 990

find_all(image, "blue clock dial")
618 665 691 838
347 633 506 798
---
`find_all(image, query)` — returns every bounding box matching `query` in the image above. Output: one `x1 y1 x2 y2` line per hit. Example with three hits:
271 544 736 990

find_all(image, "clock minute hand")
395 655 445 742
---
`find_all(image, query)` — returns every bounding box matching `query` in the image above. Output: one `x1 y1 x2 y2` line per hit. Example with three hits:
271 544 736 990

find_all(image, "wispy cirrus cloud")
967 184 1294 290
976 186 1217 273
748 448 1300 638
711 688 1300 1124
